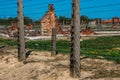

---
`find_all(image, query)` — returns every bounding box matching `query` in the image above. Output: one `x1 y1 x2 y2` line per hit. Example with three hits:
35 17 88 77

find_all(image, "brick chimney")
40 4 63 36
49 4 54 12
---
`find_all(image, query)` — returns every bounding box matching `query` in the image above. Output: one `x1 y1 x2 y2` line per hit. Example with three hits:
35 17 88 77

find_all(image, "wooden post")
70 0 80 78
17 0 25 61
51 27 56 56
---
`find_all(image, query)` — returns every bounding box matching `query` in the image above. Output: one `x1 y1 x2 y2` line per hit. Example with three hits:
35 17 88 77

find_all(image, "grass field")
0 36 120 63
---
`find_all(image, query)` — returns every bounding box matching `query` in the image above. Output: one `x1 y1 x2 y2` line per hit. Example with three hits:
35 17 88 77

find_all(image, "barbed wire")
0 0 120 20
81 3 120 10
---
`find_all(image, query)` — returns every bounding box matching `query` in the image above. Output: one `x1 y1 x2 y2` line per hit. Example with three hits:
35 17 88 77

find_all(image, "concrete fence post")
51 27 56 56
17 0 25 61
70 0 81 78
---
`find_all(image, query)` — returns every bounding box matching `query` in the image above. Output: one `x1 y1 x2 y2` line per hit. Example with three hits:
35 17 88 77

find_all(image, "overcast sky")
0 0 120 20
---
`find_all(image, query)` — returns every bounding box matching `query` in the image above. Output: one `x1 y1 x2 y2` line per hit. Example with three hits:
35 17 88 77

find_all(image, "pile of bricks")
81 27 96 35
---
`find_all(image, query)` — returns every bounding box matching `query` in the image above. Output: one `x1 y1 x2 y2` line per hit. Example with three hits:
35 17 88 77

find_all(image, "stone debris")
81 27 96 35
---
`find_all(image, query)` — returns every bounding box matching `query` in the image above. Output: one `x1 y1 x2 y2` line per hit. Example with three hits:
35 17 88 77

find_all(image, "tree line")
0 17 36 25
0 15 92 26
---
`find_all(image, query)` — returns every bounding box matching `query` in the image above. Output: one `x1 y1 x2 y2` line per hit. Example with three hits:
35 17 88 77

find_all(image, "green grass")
26 40 71 53
81 36 120 63
26 40 52 51
0 36 120 63
0 38 18 46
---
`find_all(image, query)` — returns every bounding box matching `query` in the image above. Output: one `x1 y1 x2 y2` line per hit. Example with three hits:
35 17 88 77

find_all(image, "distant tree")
80 15 89 24
24 16 33 25
33 19 40 25
8 17 18 25
59 16 71 25
0 17 17 25
0 16 38 26
0 18 6 25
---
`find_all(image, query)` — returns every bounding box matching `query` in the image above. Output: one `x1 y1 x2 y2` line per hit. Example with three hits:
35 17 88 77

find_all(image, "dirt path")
0 48 120 80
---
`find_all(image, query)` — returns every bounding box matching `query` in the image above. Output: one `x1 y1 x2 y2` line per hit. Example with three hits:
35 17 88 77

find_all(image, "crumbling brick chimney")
49 4 54 12
40 4 63 36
